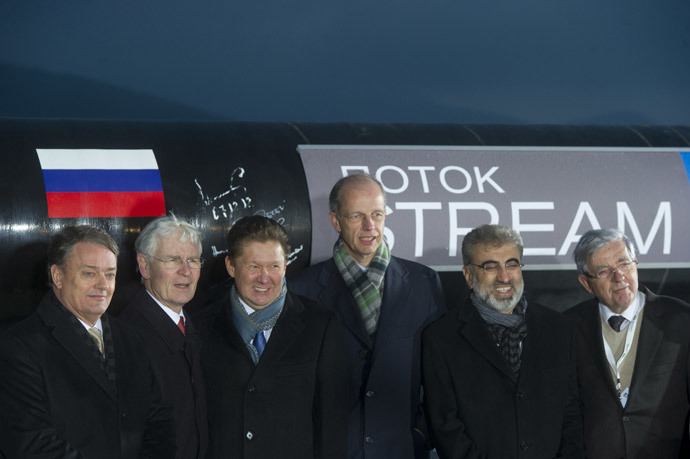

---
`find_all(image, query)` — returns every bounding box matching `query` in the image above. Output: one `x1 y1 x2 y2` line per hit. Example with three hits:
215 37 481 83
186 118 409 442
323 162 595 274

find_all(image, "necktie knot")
254 330 266 358
177 317 186 335
608 315 626 332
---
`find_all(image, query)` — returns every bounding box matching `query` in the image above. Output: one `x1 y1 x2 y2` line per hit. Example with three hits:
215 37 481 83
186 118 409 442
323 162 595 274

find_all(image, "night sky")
1 0 689 124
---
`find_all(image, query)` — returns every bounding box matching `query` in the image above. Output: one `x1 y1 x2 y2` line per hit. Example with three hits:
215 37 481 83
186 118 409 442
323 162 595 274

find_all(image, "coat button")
366 390 375 397
248 385 256 392
246 431 253 440
359 349 368 358
365 436 373 444
622 416 630 422
520 441 529 450
516 391 524 400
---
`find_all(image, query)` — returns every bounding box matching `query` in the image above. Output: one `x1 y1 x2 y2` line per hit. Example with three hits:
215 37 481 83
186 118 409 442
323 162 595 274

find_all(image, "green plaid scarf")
333 238 391 336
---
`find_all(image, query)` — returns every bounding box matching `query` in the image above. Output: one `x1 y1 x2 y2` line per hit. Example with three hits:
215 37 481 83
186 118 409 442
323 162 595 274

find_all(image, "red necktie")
177 317 186 335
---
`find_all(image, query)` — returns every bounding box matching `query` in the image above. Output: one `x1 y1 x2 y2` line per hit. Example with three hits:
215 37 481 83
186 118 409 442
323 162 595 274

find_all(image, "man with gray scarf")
422 224 583 459
194 216 348 459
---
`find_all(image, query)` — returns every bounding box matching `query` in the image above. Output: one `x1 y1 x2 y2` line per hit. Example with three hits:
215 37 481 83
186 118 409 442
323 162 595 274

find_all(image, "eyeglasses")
150 256 204 270
340 211 385 223
469 261 524 273
584 259 637 280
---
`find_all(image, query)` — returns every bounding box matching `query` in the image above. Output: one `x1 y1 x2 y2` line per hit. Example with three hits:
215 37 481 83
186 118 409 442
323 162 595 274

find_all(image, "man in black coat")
195 215 348 459
119 215 208 459
289 173 446 459
0 225 175 459
566 228 690 458
422 224 583 459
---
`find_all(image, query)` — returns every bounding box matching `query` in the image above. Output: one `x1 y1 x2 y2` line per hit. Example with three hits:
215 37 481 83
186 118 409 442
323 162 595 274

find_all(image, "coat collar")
312 257 407 349
211 287 307 372
456 296 518 383
131 288 192 353
578 285 665 405
37 293 117 400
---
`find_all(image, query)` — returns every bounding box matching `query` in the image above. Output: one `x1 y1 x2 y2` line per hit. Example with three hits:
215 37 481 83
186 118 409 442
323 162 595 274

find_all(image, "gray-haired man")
119 215 208 459
565 228 690 459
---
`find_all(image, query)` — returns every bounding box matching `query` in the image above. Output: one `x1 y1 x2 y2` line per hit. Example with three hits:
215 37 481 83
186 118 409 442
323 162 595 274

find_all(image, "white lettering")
396 202 443 257
448 202 499 256
440 166 472 194
341 166 370 176
376 165 409 193
558 202 602 255
618 201 671 254
408 166 435 193
474 166 505 193
512 202 556 256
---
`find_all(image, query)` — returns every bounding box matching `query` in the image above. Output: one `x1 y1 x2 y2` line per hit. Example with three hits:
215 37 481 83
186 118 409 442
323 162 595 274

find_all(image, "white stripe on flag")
36 149 159 170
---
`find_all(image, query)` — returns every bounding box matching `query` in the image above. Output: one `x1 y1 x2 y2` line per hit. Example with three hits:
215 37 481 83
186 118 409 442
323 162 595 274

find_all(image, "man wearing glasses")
422 224 583 459
566 228 690 459
119 215 208 459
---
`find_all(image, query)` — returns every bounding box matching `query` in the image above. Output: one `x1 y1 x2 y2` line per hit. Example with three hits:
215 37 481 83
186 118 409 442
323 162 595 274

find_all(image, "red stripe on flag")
45 192 166 218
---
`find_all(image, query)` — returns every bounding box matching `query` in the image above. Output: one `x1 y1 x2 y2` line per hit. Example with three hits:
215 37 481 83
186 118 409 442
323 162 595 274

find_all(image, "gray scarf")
230 279 287 364
472 292 528 375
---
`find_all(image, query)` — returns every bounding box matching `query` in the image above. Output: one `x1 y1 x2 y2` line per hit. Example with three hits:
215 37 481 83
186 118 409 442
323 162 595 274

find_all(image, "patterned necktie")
608 315 626 332
177 317 186 335
254 330 266 358
88 327 104 355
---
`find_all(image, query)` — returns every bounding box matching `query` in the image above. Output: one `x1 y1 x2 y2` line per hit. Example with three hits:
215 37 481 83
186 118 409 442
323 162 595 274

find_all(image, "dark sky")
1 0 688 124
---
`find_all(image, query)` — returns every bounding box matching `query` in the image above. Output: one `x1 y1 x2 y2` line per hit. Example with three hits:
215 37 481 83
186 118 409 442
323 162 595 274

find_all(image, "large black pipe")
1 120 688 326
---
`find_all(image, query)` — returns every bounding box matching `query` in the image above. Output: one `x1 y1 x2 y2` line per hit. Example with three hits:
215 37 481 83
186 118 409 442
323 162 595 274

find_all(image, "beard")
473 274 525 313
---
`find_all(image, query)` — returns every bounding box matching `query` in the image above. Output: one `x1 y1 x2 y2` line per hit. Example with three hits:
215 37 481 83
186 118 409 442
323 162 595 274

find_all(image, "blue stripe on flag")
42 169 163 192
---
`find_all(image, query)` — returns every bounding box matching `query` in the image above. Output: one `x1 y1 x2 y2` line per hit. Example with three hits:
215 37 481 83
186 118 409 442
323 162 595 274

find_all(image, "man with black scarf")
422 224 584 459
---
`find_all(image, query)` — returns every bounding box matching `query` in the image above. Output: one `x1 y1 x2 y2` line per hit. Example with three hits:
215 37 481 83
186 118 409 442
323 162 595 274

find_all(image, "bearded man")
421 224 584 459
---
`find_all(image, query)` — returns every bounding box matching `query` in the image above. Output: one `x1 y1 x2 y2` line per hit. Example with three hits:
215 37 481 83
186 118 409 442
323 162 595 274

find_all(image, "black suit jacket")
565 286 690 459
289 256 446 459
119 288 208 459
194 288 348 459
422 296 583 459
0 293 176 459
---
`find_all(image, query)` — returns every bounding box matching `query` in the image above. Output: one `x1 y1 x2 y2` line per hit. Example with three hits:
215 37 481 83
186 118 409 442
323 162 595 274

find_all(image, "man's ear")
578 274 595 295
462 266 474 289
329 212 341 233
137 254 151 280
50 264 62 288
225 256 235 278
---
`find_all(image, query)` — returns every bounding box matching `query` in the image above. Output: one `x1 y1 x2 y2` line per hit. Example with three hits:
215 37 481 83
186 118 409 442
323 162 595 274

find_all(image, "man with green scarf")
290 174 446 459
195 216 348 458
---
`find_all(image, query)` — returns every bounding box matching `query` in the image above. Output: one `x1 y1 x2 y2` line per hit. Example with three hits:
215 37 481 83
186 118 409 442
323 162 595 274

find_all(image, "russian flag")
36 149 166 218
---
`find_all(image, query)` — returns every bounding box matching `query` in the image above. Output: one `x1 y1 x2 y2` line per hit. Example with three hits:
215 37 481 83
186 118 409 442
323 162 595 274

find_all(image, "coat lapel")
578 300 620 400
135 289 187 353
254 293 306 372
38 298 117 400
374 258 410 340
314 260 372 348
458 300 517 383
628 290 664 403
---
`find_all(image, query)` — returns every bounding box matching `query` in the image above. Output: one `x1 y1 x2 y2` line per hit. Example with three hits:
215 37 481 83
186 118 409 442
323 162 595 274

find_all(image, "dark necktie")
254 330 266 357
177 317 186 335
608 315 626 332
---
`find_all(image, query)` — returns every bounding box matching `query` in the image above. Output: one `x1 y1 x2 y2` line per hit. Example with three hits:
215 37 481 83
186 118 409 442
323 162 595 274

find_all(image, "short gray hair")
328 173 387 215
573 228 636 275
461 224 524 267
135 215 203 257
